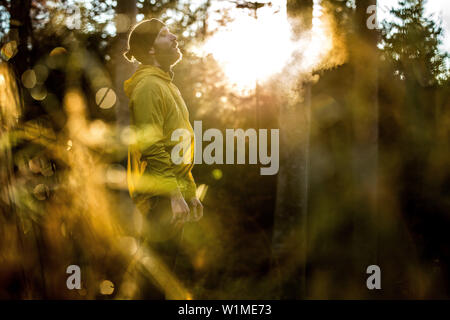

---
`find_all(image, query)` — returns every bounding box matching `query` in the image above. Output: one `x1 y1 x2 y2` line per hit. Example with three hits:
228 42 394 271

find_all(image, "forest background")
0 0 449 299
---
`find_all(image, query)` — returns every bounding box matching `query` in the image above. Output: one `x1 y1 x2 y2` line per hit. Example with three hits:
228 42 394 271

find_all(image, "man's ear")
148 47 156 55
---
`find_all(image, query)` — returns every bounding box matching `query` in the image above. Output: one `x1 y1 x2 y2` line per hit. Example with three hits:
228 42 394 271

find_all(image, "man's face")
152 26 182 68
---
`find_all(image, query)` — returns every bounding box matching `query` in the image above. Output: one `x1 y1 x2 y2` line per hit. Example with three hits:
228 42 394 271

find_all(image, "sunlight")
194 0 333 94
197 0 295 94
301 0 334 71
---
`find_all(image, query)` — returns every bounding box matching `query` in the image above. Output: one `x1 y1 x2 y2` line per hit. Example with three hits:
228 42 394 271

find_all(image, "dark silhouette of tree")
382 0 449 85
377 0 450 298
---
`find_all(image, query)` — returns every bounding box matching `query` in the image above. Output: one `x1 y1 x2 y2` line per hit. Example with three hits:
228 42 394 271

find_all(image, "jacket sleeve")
184 171 197 200
130 78 179 197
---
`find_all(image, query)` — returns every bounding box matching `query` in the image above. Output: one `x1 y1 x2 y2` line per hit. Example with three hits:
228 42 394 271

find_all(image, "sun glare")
197 0 294 94
302 0 334 71
194 0 333 94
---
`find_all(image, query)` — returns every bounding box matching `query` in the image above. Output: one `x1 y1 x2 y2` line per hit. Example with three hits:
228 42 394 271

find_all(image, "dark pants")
132 194 184 299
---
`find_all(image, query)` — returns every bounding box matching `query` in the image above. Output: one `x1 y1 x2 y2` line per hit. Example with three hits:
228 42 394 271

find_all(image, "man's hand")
170 190 190 225
189 197 203 222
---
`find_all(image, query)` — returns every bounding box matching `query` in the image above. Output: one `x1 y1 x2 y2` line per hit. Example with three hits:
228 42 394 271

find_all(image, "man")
123 19 203 298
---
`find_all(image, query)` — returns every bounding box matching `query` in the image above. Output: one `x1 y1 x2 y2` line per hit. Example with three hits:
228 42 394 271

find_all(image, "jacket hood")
123 64 173 98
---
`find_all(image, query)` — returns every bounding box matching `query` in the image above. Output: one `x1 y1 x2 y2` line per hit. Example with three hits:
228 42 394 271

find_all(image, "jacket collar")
138 64 173 82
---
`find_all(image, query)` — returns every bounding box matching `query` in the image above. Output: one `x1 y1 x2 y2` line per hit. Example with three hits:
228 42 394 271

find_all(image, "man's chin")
171 49 182 67
156 49 182 69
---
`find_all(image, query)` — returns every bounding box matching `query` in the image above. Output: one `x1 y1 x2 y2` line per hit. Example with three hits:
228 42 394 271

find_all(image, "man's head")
151 26 182 69
124 19 182 70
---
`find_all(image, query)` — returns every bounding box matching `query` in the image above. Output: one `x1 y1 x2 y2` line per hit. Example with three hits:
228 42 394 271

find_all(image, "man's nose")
170 33 177 41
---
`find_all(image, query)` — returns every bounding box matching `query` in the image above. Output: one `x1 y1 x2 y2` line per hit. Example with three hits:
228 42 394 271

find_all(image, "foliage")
0 0 449 299
382 0 449 85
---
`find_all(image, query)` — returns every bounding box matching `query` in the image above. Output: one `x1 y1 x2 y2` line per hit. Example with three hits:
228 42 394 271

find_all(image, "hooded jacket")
124 64 196 201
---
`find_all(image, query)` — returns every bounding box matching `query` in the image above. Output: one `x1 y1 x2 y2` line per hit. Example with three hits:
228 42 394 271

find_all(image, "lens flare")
1 41 18 61
197 0 294 94
22 69 37 89
193 0 341 95
96 87 117 109
99 280 115 295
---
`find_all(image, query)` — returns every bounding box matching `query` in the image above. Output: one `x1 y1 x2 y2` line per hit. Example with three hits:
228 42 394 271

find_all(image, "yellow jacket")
124 64 196 200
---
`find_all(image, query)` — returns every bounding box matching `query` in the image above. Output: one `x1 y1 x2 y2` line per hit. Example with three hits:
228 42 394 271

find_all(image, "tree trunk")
271 0 313 299
111 0 137 130
8 0 32 78
349 0 379 295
